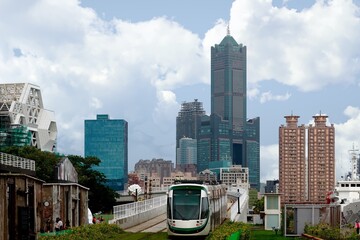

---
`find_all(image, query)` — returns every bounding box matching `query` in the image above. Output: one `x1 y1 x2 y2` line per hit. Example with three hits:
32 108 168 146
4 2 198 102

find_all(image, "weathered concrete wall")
0 177 8 240
43 183 88 230
0 174 44 240
110 205 166 229
42 183 89 231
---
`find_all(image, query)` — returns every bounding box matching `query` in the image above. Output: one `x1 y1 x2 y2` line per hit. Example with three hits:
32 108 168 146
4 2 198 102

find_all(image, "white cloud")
90 97 103 109
1 0 360 177
224 0 360 91
335 106 360 178
247 87 260 100
260 91 291 103
0 0 209 165
260 144 279 182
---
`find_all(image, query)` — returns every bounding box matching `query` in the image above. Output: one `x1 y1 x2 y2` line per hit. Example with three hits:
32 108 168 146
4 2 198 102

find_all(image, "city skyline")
197 33 260 189
1 0 360 182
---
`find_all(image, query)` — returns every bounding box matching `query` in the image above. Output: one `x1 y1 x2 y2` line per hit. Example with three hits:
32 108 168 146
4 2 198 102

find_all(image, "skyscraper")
84 114 128 191
279 114 335 204
176 99 205 170
176 138 197 166
198 31 260 190
211 31 247 134
176 100 205 149
0 83 57 152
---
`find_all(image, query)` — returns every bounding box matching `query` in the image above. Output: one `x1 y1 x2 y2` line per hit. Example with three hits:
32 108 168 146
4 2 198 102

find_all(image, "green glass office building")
84 114 128 191
198 33 260 190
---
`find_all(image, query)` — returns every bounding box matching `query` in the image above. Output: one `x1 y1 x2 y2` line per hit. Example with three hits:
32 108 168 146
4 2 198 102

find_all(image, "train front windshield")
172 189 202 220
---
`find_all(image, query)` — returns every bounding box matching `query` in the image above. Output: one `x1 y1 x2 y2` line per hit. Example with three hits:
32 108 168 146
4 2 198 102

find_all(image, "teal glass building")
198 32 260 190
84 114 128 191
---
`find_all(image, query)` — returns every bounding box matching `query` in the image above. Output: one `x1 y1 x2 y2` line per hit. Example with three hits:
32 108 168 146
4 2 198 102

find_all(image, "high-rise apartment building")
279 115 307 203
308 115 335 203
84 114 128 191
279 114 335 204
197 32 260 190
0 83 57 152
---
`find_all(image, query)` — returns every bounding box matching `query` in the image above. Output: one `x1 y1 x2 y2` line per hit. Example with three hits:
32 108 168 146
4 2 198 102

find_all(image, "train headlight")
196 220 203 226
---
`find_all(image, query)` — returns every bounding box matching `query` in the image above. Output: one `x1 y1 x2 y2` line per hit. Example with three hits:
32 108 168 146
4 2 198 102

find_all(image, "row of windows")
340 184 360 187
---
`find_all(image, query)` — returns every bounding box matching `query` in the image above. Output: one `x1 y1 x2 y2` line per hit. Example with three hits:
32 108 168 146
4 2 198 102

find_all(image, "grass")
108 232 168 240
250 228 302 239
38 221 307 240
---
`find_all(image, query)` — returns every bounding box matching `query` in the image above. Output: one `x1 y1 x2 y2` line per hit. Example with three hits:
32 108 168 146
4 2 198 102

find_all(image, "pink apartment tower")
279 114 335 204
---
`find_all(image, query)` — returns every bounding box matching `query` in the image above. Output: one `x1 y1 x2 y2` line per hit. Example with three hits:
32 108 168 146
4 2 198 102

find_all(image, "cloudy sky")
1 0 360 182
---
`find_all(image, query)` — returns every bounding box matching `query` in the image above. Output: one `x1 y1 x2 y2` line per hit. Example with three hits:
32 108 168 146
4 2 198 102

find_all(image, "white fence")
0 152 35 171
117 186 169 196
113 195 167 220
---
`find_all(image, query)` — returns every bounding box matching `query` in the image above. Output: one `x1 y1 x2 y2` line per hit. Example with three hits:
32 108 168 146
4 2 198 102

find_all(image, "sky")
1 0 360 183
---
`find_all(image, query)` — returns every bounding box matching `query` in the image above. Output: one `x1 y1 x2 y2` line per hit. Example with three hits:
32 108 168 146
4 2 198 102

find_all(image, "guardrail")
116 186 169 196
0 152 35 171
113 195 167 220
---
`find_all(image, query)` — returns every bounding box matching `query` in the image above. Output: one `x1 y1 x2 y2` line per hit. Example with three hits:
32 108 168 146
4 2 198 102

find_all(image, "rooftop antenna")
227 24 230 36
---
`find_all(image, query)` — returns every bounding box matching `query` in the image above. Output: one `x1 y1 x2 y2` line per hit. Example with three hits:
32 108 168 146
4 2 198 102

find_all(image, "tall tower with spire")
211 29 247 133
198 30 260 190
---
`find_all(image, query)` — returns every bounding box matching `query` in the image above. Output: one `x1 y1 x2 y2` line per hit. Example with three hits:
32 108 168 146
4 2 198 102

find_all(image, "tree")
2 146 59 182
1 146 118 213
67 155 119 213
253 196 264 214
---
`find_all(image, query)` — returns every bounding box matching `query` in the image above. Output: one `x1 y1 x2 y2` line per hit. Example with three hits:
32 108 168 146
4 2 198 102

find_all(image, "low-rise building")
0 173 44 240
0 153 90 239
220 165 249 189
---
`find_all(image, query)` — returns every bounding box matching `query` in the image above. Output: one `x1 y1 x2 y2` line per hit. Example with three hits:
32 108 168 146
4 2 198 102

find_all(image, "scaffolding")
0 115 31 149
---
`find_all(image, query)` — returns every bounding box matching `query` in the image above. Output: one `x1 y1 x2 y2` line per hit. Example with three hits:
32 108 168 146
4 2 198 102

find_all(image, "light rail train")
167 181 227 237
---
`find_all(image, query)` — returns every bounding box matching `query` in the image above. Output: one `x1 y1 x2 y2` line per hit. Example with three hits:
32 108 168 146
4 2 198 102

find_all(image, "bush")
304 222 360 240
38 223 124 240
207 220 251 240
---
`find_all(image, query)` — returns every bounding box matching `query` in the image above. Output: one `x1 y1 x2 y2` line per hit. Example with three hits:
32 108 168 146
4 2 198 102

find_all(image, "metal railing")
116 186 169 196
113 195 167 220
0 152 35 171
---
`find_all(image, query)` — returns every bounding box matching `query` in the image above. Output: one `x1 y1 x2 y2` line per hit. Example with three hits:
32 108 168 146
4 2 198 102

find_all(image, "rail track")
124 213 167 233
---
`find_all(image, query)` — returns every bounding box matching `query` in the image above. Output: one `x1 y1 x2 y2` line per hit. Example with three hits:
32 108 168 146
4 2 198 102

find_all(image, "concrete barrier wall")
110 205 166 229
228 193 249 223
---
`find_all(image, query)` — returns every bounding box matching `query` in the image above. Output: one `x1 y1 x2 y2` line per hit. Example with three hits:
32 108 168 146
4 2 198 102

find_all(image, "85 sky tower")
198 30 260 190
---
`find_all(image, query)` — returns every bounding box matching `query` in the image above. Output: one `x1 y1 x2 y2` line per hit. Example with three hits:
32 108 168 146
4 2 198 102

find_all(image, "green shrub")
38 223 124 240
207 220 251 240
304 222 360 240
